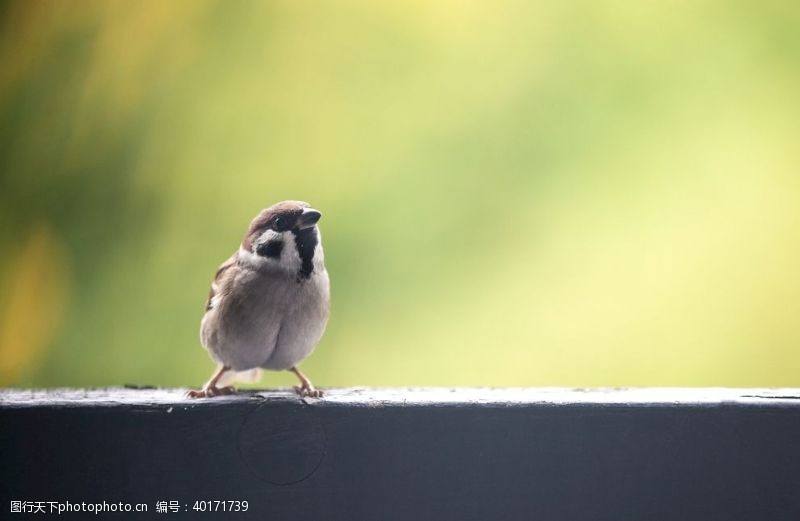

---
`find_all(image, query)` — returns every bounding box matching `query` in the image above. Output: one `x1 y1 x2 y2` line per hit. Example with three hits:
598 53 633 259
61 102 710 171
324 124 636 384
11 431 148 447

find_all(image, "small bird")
187 200 330 398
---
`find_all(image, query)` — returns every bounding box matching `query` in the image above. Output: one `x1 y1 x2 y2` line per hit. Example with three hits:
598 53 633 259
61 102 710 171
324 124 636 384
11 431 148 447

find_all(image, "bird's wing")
205 252 238 312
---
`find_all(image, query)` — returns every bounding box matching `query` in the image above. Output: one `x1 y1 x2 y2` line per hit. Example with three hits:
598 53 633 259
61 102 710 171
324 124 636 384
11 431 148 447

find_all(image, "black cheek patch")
256 239 284 259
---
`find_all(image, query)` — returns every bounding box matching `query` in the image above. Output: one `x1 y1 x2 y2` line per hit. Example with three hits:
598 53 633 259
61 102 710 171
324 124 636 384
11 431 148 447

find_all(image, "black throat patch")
292 227 318 280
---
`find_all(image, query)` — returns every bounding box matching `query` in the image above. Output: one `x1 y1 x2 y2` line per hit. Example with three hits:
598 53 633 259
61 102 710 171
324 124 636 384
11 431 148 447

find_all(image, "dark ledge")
2 387 800 520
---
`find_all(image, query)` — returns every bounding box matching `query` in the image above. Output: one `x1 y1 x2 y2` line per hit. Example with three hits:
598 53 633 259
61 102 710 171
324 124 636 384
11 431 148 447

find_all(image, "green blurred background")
1 0 799 389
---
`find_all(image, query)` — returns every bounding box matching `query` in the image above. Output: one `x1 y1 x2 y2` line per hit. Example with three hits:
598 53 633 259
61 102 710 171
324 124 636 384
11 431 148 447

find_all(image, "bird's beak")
296 207 322 229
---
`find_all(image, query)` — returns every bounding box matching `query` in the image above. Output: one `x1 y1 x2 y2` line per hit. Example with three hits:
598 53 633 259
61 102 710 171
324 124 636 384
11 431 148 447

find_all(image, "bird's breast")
202 266 329 371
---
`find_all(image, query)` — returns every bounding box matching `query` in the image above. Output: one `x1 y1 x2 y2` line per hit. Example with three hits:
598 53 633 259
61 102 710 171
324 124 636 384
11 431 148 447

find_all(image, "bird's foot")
185 385 236 399
294 383 323 398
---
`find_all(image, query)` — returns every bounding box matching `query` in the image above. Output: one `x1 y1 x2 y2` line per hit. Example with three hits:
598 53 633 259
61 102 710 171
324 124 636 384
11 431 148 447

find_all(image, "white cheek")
254 229 283 247
281 237 302 270
243 230 302 272
238 247 265 269
312 228 326 270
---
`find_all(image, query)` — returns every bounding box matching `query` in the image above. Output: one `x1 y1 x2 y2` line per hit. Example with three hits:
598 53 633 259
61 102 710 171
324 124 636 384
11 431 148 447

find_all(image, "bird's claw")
185 385 236 399
294 384 323 398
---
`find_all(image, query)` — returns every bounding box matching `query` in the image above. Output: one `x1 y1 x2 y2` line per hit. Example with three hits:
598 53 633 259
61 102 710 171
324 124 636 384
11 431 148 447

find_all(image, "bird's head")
241 200 324 278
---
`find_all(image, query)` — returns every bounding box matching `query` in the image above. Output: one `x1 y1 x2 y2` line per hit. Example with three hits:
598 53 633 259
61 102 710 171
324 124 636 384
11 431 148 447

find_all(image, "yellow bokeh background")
1 0 799 388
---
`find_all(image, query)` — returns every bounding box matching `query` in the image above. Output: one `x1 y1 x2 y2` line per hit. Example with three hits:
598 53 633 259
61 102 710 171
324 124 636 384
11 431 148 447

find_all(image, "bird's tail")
217 368 263 387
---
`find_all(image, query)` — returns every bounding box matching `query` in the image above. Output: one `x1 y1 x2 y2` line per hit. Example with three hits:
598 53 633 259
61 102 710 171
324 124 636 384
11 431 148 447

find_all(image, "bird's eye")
274 217 286 230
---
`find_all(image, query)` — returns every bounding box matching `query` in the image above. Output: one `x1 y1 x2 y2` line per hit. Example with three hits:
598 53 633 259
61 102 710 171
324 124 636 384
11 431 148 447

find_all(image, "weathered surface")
2 388 800 520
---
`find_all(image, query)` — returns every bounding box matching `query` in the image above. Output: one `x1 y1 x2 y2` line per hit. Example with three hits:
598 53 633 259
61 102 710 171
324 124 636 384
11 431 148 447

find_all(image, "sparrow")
186 200 330 398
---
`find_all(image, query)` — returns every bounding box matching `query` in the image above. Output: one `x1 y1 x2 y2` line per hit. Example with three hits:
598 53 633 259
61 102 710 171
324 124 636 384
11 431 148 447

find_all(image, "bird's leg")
290 366 323 398
185 365 236 398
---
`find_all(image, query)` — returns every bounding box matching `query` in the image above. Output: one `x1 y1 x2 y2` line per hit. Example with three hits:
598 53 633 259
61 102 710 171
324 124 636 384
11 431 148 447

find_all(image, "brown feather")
205 252 238 311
